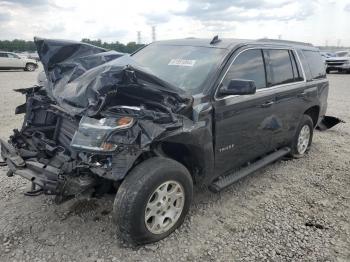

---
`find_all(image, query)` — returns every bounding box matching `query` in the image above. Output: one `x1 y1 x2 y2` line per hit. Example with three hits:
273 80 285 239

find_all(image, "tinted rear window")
263 49 294 86
289 50 304 81
302 50 326 80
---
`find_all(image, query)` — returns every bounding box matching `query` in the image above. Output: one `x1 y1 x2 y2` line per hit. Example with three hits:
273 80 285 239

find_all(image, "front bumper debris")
316 116 345 131
1 137 98 197
1 139 60 194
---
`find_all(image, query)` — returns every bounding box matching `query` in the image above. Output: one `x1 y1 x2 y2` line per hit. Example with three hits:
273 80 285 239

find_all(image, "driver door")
213 48 277 176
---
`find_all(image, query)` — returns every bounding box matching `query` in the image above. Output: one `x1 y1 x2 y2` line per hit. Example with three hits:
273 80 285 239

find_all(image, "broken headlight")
70 116 134 151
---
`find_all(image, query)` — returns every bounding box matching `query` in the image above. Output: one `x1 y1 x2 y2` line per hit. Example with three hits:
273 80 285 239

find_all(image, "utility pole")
152 26 156 42
137 31 141 44
337 39 341 47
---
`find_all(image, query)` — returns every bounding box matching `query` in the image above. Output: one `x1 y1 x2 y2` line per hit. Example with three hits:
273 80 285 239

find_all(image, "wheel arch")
304 105 320 127
152 142 205 185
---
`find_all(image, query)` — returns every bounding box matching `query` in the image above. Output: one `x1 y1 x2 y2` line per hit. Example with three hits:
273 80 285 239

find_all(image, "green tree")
0 39 145 53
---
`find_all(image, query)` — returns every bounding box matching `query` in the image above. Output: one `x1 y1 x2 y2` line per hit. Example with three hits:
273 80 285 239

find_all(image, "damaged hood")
35 38 193 116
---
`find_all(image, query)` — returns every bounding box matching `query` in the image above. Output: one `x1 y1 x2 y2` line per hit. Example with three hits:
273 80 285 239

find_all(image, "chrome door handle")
297 91 307 97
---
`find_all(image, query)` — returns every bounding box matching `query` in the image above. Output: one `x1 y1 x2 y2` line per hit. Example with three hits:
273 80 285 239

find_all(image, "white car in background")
325 50 350 74
0 51 38 71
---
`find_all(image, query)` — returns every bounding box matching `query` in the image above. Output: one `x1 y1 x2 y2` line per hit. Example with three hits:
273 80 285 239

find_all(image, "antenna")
210 35 221 45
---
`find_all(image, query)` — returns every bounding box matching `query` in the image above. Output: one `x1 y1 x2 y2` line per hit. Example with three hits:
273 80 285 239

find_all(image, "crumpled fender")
316 116 345 131
34 37 193 117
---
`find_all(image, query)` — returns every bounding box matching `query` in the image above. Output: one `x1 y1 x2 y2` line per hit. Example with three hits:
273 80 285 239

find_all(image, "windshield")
132 44 226 94
336 51 350 57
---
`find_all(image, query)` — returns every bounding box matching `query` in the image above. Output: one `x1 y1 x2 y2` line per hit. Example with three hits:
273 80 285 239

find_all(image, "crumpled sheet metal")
35 38 193 117
316 116 345 131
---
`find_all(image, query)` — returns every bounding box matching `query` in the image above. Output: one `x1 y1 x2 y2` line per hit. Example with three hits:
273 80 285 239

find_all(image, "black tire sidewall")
25 63 35 71
291 115 314 158
113 157 193 244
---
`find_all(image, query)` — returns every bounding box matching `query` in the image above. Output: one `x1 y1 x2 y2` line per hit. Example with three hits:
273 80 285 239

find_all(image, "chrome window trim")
214 46 307 101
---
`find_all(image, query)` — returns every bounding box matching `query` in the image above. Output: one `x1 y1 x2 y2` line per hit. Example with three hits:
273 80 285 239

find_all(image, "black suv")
1 37 329 244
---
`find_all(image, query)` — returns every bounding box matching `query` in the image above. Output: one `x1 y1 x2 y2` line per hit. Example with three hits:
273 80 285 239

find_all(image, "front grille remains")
57 117 79 150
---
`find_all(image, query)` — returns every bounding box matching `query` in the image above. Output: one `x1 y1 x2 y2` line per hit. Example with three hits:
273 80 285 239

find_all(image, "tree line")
0 39 145 54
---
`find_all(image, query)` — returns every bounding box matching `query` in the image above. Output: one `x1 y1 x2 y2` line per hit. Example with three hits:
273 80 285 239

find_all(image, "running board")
209 147 291 193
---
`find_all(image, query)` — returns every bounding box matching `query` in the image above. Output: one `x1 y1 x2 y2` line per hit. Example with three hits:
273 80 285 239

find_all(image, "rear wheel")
290 115 313 158
326 68 330 74
112 157 193 245
24 63 36 71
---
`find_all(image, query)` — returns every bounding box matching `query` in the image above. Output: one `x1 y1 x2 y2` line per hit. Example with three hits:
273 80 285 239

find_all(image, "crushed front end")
1 87 113 197
1 85 188 199
0 38 193 200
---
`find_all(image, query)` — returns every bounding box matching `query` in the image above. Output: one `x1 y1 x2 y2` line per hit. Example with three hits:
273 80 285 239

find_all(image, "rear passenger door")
262 48 311 148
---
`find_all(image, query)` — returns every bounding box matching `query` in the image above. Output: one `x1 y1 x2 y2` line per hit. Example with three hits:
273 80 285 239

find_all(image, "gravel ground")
0 67 349 262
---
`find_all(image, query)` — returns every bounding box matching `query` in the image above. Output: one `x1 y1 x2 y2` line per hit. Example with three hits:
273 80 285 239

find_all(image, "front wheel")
24 63 36 71
290 115 314 158
112 157 193 245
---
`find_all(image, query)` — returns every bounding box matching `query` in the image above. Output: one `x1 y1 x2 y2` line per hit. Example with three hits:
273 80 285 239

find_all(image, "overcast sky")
0 0 350 46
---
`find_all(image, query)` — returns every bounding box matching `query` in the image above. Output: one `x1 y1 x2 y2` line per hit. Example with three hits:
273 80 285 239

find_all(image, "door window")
302 50 326 80
222 49 266 90
263 49 294 86
289 50 304 81
7 53 19 59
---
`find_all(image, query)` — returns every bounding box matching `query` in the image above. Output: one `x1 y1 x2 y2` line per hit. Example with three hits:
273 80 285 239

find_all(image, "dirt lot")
0 67 349 262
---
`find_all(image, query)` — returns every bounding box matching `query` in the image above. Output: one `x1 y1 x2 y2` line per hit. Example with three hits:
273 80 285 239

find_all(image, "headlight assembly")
70 116 134 151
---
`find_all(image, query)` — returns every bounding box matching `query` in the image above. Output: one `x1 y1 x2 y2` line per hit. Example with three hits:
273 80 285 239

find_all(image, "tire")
326 68 330 74
290 115 314 158
112 157 193 245
24 63 36 72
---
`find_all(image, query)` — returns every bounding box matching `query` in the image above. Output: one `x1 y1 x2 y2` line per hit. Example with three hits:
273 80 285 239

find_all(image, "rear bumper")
1 139 60 194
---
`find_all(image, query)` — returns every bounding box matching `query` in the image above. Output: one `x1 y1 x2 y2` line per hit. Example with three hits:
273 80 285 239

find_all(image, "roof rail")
256 38 313 47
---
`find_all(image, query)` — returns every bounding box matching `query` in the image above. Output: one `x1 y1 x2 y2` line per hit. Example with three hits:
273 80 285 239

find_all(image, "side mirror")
219 79 256 96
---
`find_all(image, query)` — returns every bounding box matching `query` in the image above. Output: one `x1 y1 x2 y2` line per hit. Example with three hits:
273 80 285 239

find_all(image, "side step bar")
209 147 291 193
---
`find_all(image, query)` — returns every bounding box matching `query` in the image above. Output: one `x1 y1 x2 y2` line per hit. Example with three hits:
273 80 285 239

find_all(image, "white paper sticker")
168 59 196 67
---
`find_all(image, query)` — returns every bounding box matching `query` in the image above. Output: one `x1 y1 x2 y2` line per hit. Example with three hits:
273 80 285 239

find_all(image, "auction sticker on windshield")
168 59 196 67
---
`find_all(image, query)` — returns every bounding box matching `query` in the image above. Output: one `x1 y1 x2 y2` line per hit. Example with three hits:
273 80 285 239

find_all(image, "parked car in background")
325 50 350 73
0 51 38 71
320 51 335 59
27 52 40 61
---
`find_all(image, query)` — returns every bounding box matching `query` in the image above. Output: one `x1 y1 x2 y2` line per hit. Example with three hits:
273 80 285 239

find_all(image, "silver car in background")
325 50 350 74
0 51 38 71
